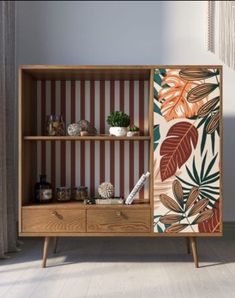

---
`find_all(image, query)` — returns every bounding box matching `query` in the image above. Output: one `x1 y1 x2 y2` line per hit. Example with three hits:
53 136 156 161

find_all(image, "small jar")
73 186 88 201
56 187 71 202
34 174 53 204
46 115 65 136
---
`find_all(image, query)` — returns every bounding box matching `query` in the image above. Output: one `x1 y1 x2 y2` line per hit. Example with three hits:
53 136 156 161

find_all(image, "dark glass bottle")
35 174 53 204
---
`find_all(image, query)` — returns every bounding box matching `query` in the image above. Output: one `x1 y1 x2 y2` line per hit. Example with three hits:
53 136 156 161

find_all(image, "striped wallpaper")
36 80 150 200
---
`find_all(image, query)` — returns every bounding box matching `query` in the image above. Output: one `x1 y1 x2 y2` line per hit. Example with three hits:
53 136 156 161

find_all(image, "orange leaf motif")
158 70 207 121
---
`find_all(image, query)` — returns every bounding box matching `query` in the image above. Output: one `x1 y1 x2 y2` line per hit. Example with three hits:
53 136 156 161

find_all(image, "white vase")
109 127 127 137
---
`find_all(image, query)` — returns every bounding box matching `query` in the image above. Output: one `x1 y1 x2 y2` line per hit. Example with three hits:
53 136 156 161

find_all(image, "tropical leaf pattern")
156 70 208 121
153 67 221 234
154 179 213 233
160 122 198 181
198 199 221 233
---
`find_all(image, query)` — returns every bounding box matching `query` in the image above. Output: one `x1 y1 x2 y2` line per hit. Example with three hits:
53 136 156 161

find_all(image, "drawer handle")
52 210 63 220
116 211 122 217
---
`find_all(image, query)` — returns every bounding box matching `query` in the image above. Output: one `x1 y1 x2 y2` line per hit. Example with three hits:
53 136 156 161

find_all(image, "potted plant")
127 125 140 137
107 111 130 137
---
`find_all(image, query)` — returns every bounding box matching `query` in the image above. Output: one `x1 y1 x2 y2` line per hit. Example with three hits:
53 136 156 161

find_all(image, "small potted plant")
107 111 130 137
127 125 140 137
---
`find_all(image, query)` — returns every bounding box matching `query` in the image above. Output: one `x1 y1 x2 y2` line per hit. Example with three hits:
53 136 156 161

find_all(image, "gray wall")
16 1 235 221
16 1 164 65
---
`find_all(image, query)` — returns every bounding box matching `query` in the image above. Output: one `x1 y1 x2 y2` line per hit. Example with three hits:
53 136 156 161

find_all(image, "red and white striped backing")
36 80 149 200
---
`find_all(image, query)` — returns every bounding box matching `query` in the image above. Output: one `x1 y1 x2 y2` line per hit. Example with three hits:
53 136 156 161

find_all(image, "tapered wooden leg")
185 237 190 254
53 237 58 254
42 237 50 268
189 237 199 268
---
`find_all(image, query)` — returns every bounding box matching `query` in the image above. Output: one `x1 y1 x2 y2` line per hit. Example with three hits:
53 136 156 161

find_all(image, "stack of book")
85 197 124 205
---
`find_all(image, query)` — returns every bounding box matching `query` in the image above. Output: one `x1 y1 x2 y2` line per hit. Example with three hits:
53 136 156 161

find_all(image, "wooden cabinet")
18 65 223 267
87 209 150 233
22 207 86 233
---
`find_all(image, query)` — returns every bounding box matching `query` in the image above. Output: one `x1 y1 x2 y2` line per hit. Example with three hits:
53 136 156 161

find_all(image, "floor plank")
0 233 235 298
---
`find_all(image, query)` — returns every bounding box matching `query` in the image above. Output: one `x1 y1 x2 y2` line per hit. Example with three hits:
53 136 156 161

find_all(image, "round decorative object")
98 182 114 199
67 123 81 136
109 127 127 137
67 120 97 136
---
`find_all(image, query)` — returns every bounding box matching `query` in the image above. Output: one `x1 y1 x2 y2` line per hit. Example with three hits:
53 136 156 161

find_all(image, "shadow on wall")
223 117 235 221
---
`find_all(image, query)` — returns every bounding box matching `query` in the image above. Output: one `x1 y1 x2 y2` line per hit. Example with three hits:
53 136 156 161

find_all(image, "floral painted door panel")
153 68 222 234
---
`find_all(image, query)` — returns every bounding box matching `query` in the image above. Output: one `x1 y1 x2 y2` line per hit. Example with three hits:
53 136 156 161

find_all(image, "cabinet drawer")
22 208 86 233
87 209 150 233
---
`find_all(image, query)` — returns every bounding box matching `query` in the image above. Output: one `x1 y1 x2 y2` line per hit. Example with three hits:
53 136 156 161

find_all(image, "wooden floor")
1 232 235 298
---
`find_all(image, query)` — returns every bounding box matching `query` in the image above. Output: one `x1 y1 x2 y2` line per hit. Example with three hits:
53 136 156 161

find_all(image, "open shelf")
20 65 151 80
19 65 153 232
22 201 151 209
24 135 151 141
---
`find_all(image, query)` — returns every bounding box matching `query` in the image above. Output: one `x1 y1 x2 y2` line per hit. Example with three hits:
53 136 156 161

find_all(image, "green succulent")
107 111 130 127
128 125 139 132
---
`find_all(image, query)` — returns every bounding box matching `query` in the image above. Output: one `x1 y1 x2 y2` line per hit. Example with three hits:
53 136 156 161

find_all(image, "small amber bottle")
35 174 53 204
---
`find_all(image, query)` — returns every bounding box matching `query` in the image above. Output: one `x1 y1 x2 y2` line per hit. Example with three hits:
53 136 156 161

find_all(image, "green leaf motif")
192 157 200 184
154 69 167 88
154 71 162 86
154 102 162 116
211 133 215 155
203 153 218 179
154 215 161 219
156 224 164 233
200 152 207 181
154 87 158 100
177 153 220 208
159 68 167 77
200 116 211 155
154 124 160 151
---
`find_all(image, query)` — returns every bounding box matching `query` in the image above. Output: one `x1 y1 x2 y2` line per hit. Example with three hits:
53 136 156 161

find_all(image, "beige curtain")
207 1 235 69
0 1 18 257
219 1 235 69
207 1 216 53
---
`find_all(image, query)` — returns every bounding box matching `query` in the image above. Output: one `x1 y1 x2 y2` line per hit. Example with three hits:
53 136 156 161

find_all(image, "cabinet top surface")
19 65 222 81
19 64 223 69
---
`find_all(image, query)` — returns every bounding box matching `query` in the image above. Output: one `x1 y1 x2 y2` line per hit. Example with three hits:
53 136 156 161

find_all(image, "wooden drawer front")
87 209 150 233
22 208 86 233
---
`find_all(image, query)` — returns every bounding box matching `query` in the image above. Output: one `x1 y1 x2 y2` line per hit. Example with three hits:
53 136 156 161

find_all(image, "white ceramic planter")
109 127 127 137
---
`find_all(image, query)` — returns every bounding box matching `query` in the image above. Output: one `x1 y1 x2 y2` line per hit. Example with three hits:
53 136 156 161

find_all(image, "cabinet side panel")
153 67 222 234
21 72 37 206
